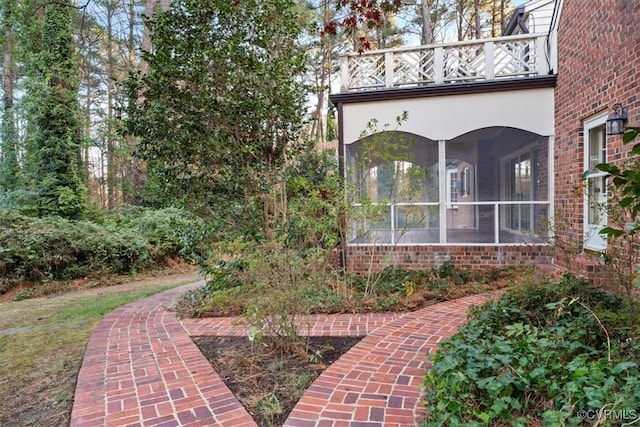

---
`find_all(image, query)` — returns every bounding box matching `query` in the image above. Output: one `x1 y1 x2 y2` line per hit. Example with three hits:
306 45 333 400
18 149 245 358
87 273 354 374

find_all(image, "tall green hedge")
0 208 203 293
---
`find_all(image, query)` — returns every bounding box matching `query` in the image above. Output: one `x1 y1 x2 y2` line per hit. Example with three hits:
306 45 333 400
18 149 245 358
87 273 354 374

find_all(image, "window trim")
461 166 470 198
446 168 459 209
583 112 608 252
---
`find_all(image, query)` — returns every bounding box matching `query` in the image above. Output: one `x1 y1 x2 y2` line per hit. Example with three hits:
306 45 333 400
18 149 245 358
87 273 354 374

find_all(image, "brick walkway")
70 280 491 427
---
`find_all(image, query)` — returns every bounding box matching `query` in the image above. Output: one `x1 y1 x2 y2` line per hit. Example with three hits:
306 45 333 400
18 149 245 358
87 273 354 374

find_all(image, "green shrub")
0 208 203 293
423 276 640 426
0 213 151 292
13 289 32 301
354 264 477 298
103 206 205 261
175 236 341 318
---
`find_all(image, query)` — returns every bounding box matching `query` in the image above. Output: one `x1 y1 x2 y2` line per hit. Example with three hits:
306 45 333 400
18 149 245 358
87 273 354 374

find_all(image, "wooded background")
0 0 516 215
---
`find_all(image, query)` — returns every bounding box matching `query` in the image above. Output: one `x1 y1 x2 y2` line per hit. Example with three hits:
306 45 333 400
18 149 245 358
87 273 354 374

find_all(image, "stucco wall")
341 87 555 145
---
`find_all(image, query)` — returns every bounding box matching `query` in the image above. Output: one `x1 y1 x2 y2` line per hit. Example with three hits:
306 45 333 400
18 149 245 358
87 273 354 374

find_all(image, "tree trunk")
456 0 464 41
106 7 116 209
140 0 171 75
474 0 481 39
2 2 13 112
32 0 87 218
84 70 93 201
130 0 172 203
421 0 432 45
316 37 328 145
491 0 497 37
500 0 506 34
1 0 19 192
121 0 144 205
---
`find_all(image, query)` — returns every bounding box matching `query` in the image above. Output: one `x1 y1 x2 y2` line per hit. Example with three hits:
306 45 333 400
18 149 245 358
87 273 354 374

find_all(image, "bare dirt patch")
194 335 362 426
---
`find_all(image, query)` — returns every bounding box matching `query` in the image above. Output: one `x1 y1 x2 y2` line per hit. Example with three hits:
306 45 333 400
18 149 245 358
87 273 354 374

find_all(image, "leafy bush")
0 208 203 293
354 262 480 298
0 212 150 292
423 275 640 426
108 206 206 261
176 244 518 317
176 237 339 318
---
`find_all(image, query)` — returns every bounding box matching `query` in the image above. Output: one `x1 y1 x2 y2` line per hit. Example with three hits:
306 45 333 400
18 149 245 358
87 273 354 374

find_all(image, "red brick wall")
346 245 548 274
342 1 640 276
554 0 640 271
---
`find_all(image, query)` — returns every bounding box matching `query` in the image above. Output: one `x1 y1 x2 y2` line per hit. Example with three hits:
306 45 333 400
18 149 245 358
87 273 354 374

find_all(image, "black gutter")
329 75 557 105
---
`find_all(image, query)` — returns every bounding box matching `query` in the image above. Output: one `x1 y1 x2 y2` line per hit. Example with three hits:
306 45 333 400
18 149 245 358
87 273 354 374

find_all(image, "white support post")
384 52 394 88
484 41 495 80
439 140 447 243
390 204 395 244
434 47 444 84
535 35 549 75
494 203 500 244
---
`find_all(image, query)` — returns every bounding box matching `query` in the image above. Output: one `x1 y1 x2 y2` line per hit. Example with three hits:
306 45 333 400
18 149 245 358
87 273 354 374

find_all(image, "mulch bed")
193 335 362 426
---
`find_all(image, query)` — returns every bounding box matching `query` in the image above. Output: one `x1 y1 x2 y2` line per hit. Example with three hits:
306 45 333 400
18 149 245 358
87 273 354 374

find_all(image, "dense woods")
3 3 640 426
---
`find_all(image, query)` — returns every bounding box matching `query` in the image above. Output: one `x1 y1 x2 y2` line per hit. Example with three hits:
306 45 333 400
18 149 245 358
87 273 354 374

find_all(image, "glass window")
583 114 608 251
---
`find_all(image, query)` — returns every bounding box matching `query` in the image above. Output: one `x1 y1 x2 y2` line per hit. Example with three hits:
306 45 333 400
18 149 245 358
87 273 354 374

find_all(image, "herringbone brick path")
70 280 490 426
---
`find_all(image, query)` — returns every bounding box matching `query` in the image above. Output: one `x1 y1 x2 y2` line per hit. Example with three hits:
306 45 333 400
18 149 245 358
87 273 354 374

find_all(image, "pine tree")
1 0 20 193
28 0 87 218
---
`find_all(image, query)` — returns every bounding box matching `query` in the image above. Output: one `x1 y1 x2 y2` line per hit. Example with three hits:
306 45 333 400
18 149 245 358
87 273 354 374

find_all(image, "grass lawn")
0 270 201 426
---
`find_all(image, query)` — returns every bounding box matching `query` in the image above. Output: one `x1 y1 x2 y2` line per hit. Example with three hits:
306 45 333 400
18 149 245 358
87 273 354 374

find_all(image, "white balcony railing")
339 34 551 92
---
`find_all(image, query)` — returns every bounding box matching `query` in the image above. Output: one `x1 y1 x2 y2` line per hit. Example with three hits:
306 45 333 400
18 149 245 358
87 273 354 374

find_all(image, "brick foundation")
345 244 549 274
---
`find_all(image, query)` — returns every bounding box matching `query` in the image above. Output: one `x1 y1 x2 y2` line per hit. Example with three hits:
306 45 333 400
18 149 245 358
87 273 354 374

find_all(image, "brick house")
329 0 640 279
553 0 640 278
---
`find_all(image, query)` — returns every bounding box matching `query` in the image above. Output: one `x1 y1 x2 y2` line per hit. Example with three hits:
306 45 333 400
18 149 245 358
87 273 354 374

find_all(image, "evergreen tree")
27 0 87 218
1 0 20 194
128 0 308 237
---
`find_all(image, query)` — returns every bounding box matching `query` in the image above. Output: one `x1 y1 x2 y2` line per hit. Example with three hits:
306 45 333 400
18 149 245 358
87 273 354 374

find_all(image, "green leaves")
17 0 88 219
623 127 640 145
422 278 640 426
129 0 309 234
595 126 640 238
0 208 203 293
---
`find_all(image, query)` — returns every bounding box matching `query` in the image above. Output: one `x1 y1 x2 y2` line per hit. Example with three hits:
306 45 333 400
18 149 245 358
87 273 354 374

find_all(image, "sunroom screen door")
506 152 532 233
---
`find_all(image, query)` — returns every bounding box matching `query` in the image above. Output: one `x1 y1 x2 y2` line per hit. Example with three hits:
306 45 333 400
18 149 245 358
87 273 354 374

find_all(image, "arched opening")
344 128 550 245
346 132 439 244
446 127 550 244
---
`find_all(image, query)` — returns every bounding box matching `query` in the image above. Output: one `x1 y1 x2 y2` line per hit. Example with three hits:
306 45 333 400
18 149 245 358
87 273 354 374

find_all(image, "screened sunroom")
346 127 550 245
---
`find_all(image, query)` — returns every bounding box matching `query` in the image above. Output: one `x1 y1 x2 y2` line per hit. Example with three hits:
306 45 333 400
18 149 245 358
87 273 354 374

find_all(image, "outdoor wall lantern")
606 103 628 135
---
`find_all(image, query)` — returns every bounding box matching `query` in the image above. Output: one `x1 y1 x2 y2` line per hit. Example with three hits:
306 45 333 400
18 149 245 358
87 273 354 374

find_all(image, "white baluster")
485 41 495 80
434 47 444 84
